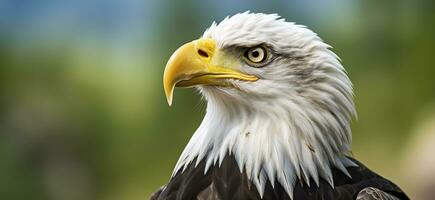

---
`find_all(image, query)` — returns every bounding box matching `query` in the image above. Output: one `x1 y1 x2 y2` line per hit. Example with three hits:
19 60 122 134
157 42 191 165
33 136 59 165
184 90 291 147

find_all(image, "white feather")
173 12 356 199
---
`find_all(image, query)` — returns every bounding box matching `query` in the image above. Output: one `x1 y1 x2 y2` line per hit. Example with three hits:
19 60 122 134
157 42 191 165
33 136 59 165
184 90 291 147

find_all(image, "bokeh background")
1 0 434 199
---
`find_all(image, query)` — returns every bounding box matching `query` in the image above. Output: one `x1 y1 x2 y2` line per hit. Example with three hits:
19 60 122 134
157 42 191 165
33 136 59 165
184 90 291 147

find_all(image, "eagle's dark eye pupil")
244 46 268 66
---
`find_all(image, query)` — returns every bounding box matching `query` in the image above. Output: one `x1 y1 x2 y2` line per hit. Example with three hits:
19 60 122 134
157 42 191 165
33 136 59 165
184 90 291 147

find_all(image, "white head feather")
172 12 357 199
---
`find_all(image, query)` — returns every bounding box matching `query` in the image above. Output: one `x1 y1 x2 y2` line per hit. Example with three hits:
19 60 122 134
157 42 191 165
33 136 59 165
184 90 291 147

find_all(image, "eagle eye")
243 46 269 67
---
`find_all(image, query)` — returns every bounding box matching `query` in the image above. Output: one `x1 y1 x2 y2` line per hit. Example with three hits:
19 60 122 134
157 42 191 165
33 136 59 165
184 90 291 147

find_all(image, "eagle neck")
172 87 355 199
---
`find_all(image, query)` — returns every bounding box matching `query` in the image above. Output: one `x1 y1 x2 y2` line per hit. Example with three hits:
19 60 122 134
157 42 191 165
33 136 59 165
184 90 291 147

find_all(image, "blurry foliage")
0 0 434 199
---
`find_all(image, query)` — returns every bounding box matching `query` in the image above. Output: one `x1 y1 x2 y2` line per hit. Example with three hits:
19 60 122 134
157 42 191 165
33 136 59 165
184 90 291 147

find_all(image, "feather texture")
152 156 408 200
154 12 409 200
173 12 356 197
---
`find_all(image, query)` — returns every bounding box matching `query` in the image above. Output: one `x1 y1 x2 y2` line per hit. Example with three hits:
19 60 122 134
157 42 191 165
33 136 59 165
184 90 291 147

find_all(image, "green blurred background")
0 0 434 199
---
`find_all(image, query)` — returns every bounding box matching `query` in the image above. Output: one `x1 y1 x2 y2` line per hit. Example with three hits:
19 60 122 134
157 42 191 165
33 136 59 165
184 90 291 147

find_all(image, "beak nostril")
198 49 209 58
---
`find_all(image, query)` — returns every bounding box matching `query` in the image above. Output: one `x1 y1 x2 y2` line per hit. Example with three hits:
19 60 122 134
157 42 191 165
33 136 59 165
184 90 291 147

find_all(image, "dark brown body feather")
151 155 408 200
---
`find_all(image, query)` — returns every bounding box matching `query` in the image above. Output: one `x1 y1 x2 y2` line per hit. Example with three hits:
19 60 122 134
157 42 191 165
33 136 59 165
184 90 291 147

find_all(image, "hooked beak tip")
164 83 174 106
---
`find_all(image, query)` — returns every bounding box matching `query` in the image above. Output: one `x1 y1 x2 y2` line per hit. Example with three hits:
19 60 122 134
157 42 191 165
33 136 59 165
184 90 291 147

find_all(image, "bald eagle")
152 12 409 200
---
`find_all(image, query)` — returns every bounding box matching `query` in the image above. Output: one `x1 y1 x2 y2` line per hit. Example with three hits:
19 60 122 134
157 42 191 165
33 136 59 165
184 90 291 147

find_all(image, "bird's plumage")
152 155 407 200
155 12 408 200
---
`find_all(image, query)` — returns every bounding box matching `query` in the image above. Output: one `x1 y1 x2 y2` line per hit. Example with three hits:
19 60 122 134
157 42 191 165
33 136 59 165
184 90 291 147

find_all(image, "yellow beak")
163 38 258 106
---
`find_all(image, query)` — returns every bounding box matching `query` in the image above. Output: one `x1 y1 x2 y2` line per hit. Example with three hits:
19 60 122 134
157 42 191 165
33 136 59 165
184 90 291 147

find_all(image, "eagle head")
163 12 356 198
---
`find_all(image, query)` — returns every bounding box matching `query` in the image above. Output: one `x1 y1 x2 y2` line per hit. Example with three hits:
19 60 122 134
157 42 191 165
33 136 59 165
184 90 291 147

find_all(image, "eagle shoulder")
149 186 165 200
150 156 409 200
356 187 400 200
